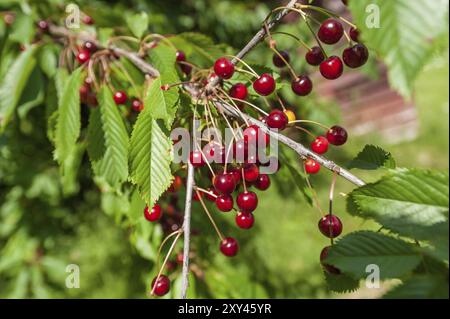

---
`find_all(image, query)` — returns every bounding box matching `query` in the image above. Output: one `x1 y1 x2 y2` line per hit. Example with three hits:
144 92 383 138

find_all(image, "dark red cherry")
254 174 271 191
243 163 259 183
318 18 344 44
349 27 360 42
291 75 313 96
82 15 95 25
253 73 276 96
342 44 369 68
215 195 234 212
320 56 343 80
189 150 206 168
228 168 242 185
305 158 321 174
305 46 325 66
76 50 90 64
320 246 341 274
214 57 235 79
267 109 288 130
144 204 162 222
151 274 170 296
229 83 248 101
82 41 97 53
220 237 239 257
318 215 343 238
311 136 329 154
326 125 348 146
131 98 144 112
176 50 186 62
236 212 255 229
243 125 269 148
205 188 219 202
213 173 236 194
272 50 290 68
113 91 127 105
236 191 258 213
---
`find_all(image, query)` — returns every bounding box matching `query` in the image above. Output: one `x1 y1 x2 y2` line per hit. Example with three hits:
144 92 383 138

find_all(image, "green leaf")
0 47 37 131
324 271 360 293
129 90 173 207
54 67 83 164
38 45 57 78
88 86 129 189
348 0 449 97
326 231 422 280
383 275 449 299
17 67 45 120
61 142 86 196
347 169 449 244
126 12 148 38
348 145 396 170
9 14 35 45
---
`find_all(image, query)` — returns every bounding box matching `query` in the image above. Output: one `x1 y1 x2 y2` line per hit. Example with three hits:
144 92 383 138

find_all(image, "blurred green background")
0 0 448 298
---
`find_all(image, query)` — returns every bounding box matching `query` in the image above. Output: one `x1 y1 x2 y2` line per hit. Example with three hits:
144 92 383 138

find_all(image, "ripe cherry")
318 215 343 238
237 191 258 213
305 158 321 174
236 212 255 229
305 46 325 66
113 91 127 105
320 56 343 80
215 195 234 212
82 15 95 25
214 57 234 79
82 41 97 53
311 136 329 154
291 75 313 96
220 237 239 257
76 50 90 64
284 109 296 123
254 174 271 191
267 109 288 130
243 125 269 148
342 44 369 68
205 188 219 202
272 50 290 68
189 151 206 168
175 50 186 62
243 163 259 182
213 173 236 194
320 246 341 274
326 125 348 146
318 18 344 44
144 204 162 222
233 139 249 161
37 20 49 32
253 73 276 96
131 98 144 112
228 168 242 185
229 83 248 101
349 27 360 42
151 274 170 296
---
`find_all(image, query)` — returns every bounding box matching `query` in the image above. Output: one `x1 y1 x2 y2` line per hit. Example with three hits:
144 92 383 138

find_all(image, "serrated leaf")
348 145 396 170
324 271 360 294
129 90 173 207
347 169 449 245
348 0 449 97
88 86 129 188
54 67 83 164
0 47 37 131
383 275 449 299
17 67 45 120
126 12 148 38
326 231 422 280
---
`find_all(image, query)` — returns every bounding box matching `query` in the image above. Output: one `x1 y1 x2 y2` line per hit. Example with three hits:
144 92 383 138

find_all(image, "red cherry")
326 126 348 146
76 50 90 64
311 136 329 154
228 167 242 185
243 125 269 148
349 27 360 42
215 195 234 212
205 188 219 202
220 237 239 257
82 41 97 53
82 15 95 25
189 151 206 168
229 83 248 101
151 274 170 296
87 93 98 106
318 215 343 238
342 44 369 68
144 204 162 222
320 246 341 274
305 46 325 66
318 18 344 44
253 73 276 96
243 163 259 182
37 20 49 32
213 173 236 194
131 98 144 112
267 109 288 130
272 50 290 68
113 91 127 105
236 191 258 213
305 158 321 174
320 56 343 80
254 174 271 191
175 50 186 62
214 57 234 79
79 84 89 103
236 212 255 229
291 75 313 96
233 139 249 161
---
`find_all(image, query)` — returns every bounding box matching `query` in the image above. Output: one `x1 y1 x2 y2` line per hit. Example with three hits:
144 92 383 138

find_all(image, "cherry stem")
225 55 259 77
302 163 326 217
289 120 330 131
195 189 225 241
294 125 316 139
195 186 218 199
229 98 269 116
215 87 250 126
270 46 297 79
241 167 248 192
112 59 140 98
299 12 329 59
298 4 358 29
271 31 311 51
328 172 337 245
